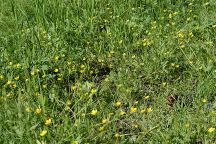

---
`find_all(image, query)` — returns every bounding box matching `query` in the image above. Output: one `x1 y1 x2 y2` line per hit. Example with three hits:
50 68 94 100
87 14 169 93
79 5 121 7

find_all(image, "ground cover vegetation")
1 0 216 143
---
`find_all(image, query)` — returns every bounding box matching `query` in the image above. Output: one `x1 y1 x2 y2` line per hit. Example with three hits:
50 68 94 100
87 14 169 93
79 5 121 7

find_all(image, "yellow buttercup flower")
42 84 47 88
57 77 62 81
64 106 70 111
162 82 167 86
71 141 79 144
109 112 114 116
98 127 104 132
45 118 52 126
202 99 207 103
12 83 17 88
25 107 31 112
91 109 97 116
188 60 193 64
35 108 42 114
54 68 59 73
0 75 4 80
120 110 126 116
14 76 19 80
54 56 59 61
80 64 85 69
15 63 21 68
66 100 72 106
130 107 137 113
31 71 35 76
141 109 146 113
146 107 153 113
208 127 215 133
178 32 184 38
80 69 85 73
114 133 120 138
6 80 12 85
144 96 150 100
115 101 122 107
71 85 77 91
40 130 48 137
102 119 108 124
91 89 97 95
184 123 190 128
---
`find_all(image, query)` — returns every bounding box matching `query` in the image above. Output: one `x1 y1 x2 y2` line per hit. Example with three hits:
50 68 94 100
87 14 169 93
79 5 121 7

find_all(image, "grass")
1 0 216 143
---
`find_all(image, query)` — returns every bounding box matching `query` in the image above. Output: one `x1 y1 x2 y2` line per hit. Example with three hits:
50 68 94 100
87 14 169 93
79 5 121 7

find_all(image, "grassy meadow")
1 0 216 143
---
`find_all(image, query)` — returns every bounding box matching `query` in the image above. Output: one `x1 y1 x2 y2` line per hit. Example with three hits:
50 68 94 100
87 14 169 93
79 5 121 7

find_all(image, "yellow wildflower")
120 110 126 116
184 123 190 128
80 69 85 73
6 80 12 85
180 44 185 48
171 63 175 67
141 109 146 113
0 75 3 80
12 83 17 88
35 108 42 114
71 85 76 91
98 127 104 132
42 84 47 88
57 77 62 81
143 38 151 46
14 76 19 80
109 112 114 116
208 127 215 133
91 109 97 116
45 118 52 126
115 101 122 107
146 107 153 113
67 61 72 65
144 96 150 100
109 64 113 68
162 82 167 86
188 60 193 64
71 141 79 144
25 107 31 112
91 88 97 95
114 133 120 138
54 68 59 73
189 32 194 38
80 64 85 69
178 32 184 38
31 71 35 76
15 63 21 68
202 99 207 103
130 107 137 113
64 106 70 111
54 56 59 61
66 100 72 106
102 119 108 124
40 130 48 137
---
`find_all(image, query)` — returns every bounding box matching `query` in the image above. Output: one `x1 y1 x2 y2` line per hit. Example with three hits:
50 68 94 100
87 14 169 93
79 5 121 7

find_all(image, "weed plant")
1 0 216 143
